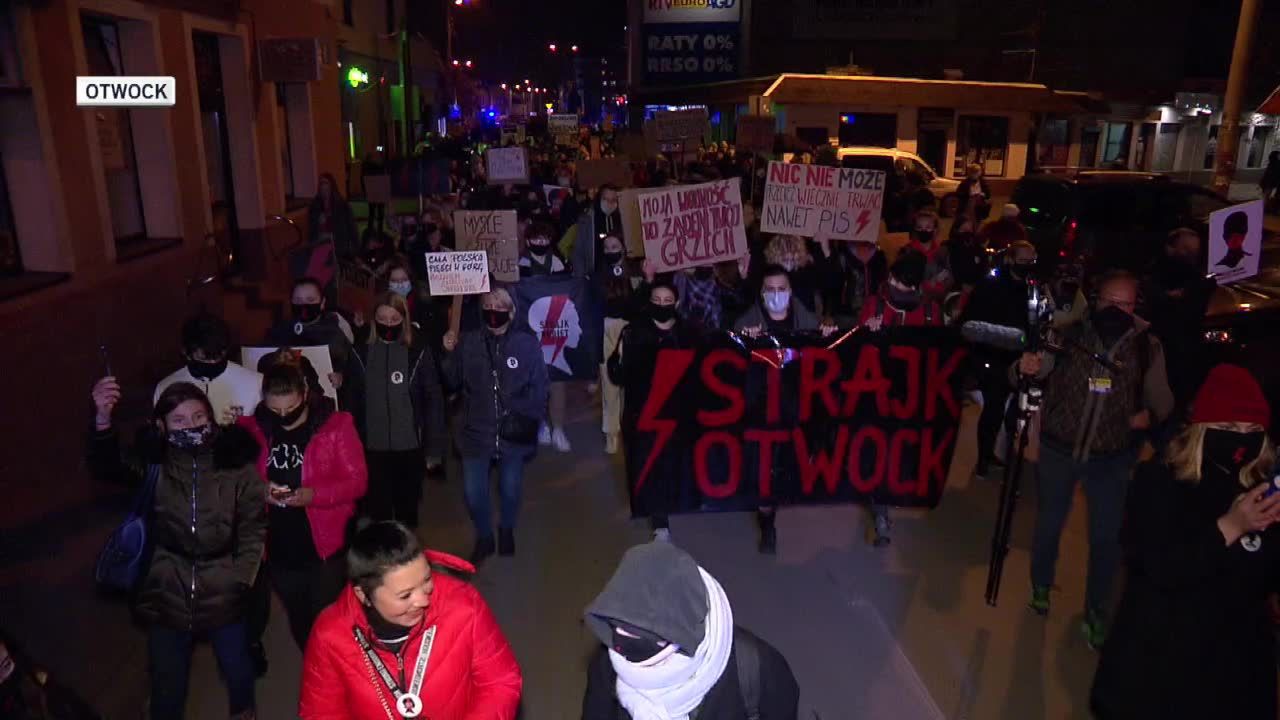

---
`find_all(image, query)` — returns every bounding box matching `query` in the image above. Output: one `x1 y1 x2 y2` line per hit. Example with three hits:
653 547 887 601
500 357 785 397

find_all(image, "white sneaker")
652 528 672 542
538 424 552 446
552 427 572 452
604 433 619 455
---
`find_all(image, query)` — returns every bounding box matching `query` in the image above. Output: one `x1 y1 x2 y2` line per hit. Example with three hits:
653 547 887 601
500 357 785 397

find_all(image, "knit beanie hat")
1189 364 1271 431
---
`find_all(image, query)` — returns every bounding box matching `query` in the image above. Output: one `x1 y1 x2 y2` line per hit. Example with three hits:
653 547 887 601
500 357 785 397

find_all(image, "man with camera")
1016 270 1174 650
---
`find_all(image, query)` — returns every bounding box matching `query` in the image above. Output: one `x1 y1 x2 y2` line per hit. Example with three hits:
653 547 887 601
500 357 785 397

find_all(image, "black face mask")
484 309 511 329
375 322 402 342
911 229 935 245
603 252 624 267
888 285 921 311
188 358 228 380
293 303 323 324
1090 305 1134 342
1201 428 1266 479
610 625 668 663
269 401 308 430
650 303 677 324
693 267 714 281
528 244 550 257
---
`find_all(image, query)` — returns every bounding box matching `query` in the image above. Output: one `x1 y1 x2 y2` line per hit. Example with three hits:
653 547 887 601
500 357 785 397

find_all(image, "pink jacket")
241 412 367 560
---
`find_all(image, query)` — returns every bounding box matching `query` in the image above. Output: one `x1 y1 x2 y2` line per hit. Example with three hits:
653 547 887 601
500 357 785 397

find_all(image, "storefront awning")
761 74 1082 113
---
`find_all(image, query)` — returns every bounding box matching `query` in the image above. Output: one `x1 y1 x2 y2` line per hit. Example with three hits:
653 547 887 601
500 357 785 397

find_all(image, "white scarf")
610 567 734 720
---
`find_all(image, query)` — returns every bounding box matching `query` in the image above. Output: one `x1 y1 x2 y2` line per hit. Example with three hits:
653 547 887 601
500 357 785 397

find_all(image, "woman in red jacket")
241 355 368 651
300 521 521 720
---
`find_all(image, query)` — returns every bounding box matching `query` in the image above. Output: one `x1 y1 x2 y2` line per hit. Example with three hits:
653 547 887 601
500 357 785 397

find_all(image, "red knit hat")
1189 364 1271 430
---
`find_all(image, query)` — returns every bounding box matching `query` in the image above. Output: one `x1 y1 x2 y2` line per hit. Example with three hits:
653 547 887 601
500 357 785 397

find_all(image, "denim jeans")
1030 442 1135 615
147 621 255 719
462 454 525 539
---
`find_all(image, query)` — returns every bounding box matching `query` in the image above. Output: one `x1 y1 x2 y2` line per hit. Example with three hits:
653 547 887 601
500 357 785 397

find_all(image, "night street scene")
7 0 1280 717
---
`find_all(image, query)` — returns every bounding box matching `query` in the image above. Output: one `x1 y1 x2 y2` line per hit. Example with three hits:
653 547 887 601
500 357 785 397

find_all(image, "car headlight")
1204 329 1234 344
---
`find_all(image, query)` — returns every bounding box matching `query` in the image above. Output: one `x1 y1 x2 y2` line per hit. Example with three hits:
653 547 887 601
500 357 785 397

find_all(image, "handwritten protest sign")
455 210 519 282
654 108 709 143
548 114 579 135
426 251 490 296
1208 199 1263 285
621 328 966 516
761 161 885 243
638 177 746 272
736 115 775 155
577 158 632 189
485 147 529 185
242 346 337 401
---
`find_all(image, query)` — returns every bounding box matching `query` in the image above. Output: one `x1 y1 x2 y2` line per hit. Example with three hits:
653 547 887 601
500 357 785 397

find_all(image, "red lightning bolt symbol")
539 295 570 365
854 209 872 237
634 350 696 496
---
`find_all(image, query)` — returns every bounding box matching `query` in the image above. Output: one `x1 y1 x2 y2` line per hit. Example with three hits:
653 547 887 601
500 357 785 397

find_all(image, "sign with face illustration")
1208 199 1262 285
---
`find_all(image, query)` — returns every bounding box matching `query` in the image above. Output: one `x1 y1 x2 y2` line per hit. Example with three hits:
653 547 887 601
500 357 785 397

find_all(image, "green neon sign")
347 66 370 89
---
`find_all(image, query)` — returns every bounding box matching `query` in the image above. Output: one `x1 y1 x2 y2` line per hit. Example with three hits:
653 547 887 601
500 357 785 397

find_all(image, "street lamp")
571 45 579 53
464 60 473 68
548 43 557 52
451 59 459 66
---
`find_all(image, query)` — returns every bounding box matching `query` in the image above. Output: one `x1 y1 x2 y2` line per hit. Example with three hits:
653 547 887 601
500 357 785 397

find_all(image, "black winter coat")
88 425 266 632
1091 461 1280 720
607 319 698 426
581 627 799 720
353 337 447 459
441 328 549 459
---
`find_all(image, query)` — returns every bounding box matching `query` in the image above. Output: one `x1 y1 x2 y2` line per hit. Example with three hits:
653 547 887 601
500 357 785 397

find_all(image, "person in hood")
575 184 623 276
441 288 549 564
735 265 836 554
299 521 521 720
89 379 265 720
266 277 362 411
154 312 261 425
1215 209 1252 270
608 280 692 540
1017 270 1174 650
581 542 799 720
1141 228 1217 412
519 220 569 277
1091 365 1279 719
240 356 366 652
351 292 446 527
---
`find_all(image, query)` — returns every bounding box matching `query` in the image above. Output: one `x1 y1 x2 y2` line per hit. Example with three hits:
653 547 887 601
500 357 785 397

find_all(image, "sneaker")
538 423 552 446
498 527 515 557
1082 609 1107 651
872 513 892 548
652 527 672 542
552 427 572 452
470 535 496 566
604 433 620 455
1028 585 1051 616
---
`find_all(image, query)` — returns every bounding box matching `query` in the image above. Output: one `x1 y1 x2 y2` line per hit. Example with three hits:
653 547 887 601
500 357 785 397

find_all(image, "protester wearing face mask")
300 521 521 720
609 281 691 540
963 241 1039 480
648 254 751 334
904 209 953 301
581 542 799 720
1091 365 1279 719
266 277 361 409
89 379 265 720
154 312 262 426
597 235 645 454
761 234 819 312
348 293 447 528
1017 270 1174 649
574 185 623 277
860 250 944 547
818 239 889 327
441 289 549 563
518 221 569 276
240 357 365 653
1140 228 1217 412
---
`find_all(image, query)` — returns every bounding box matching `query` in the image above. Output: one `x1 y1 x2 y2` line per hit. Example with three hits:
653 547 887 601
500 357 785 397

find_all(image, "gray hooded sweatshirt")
585 542 708 655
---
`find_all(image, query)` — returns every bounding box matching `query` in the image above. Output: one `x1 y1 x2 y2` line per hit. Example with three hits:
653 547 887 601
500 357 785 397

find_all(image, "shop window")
837 112 897 148
82 15 148 250
1101 122 1131 166
955 115 1009 177
1036 118 1070 168
1203 126 1218 170
1247 126 1273 168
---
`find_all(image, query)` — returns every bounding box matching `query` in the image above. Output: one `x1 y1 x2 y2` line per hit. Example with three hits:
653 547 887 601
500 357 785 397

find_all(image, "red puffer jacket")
241 411 367 560
299 551 521 720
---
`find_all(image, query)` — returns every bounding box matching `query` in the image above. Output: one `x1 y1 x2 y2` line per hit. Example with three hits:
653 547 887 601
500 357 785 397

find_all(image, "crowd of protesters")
23 121 1277 720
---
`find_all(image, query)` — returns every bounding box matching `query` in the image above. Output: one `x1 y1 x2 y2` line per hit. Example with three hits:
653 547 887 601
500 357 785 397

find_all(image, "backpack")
686 632 762 720
94 463 160 592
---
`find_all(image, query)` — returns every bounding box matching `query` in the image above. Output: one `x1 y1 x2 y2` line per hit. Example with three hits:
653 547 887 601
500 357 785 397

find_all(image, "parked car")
837 147 962 216
1012 171 1280 424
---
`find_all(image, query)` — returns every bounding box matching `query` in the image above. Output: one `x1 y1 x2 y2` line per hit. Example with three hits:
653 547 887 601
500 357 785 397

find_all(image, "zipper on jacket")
189 456 199 630
492 337 501 455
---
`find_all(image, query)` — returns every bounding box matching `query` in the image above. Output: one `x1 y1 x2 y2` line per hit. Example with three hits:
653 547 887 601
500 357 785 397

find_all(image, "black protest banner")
623 328 967 517
513 273 603 383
